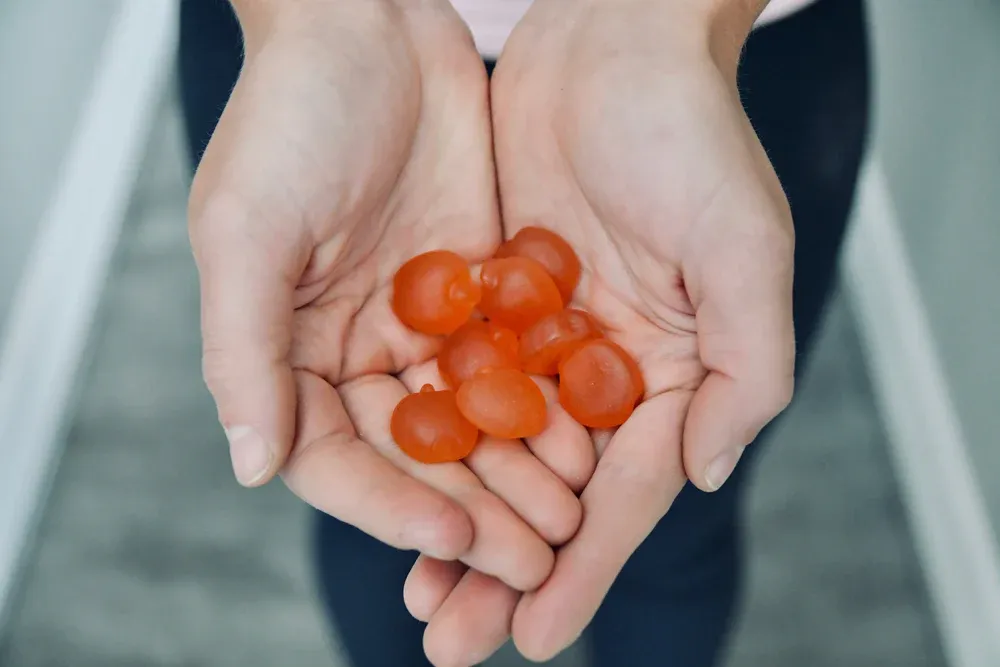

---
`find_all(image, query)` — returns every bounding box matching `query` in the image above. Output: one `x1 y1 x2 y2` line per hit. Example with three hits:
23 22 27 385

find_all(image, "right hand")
402 0 795 662
188 0 589 593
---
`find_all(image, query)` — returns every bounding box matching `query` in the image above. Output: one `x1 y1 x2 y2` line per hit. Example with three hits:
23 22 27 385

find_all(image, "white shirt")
452 0 820 58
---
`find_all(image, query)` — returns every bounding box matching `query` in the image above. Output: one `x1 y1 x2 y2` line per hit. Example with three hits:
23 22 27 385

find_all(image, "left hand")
190 0 586 596
405 0 795 664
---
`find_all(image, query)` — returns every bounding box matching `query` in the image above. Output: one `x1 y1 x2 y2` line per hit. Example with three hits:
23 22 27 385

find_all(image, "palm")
492 16 791 448
192 3 584 596
492 52 736 445
406 5 796 662
271 11 524 534
194 7 499 384
281 22 499 387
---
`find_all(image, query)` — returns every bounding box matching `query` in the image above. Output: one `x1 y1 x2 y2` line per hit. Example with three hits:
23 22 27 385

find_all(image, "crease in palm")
402 2 796 664
192 2 794 664
238 10 591 596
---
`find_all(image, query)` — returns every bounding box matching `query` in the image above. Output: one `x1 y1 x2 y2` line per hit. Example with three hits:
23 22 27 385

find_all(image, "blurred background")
0 1 998 666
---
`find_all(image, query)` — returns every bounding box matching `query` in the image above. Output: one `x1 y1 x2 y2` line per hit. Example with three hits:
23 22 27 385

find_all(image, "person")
179 0 869 664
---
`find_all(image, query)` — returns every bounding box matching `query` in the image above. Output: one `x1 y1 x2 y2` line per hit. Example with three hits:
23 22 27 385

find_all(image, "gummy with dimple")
392 250 481 335
456 368 548 439
478 256 563 334
495 226 582 303
558 339 645 428
438 319 521 389
519 308 603 376
389 229 645 463
390 384 480 464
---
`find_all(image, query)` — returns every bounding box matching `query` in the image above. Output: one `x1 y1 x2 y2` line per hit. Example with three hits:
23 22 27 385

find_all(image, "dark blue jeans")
179 1 869 664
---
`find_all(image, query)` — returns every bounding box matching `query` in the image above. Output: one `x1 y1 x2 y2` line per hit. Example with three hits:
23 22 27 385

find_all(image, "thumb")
683 227 796 492
190 198 303 487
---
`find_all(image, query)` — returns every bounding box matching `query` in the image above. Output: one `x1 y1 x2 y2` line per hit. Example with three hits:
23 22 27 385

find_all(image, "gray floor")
0 101 946 667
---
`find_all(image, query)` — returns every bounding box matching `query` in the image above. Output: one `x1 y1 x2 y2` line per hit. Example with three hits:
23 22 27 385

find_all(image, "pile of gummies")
390 227 644 464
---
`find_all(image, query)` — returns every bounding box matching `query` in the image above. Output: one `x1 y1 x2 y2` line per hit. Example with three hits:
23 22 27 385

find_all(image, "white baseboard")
844 160 1000 667
0 0 177 623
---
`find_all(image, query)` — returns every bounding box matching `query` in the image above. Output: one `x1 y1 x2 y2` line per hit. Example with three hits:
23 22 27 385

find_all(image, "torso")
451 0 821 57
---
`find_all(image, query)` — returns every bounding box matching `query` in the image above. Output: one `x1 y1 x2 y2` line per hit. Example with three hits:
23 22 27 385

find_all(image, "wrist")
578 0 767 78
229 0 402 50
702 0 769 76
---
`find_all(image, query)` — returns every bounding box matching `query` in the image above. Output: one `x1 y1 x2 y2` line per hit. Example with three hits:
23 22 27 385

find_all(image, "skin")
192 0 793 665
408 0 795 664
191 0 591 597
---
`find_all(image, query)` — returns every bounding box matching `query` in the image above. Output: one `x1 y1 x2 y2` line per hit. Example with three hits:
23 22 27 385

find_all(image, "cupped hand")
188 0 587 595
408 0 795 663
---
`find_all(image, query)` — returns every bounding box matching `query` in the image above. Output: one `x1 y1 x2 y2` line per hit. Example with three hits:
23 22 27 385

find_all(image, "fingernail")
705 446 745 491
225 426 273 486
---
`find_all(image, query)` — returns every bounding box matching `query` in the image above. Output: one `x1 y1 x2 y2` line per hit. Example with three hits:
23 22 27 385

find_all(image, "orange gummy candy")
456 368 547 439
392 250 481 335
495 227 581 303
438 320 520 389
519 308 603 376
478 257 563 334
558 339 645 428
390 384 480 464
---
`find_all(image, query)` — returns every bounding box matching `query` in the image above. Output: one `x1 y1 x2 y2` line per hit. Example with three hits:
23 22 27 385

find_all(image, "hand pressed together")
189 1 796 666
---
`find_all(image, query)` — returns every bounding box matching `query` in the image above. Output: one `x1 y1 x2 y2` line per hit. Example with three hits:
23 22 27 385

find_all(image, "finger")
683 226 795 491
523 376 597 493
511 393 688 662
424 570 518 667
281 371 473 559
400 364 582 546
189 196 305 487
465 437 582 546
340 371 554 592
404 556 467 622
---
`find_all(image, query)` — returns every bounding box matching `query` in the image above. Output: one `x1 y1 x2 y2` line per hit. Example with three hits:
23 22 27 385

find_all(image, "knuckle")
758 374 795 421
200 345 239 404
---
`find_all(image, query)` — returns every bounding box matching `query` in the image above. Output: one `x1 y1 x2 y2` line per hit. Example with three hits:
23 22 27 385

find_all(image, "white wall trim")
844 159 1000 667
0 0 177 623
